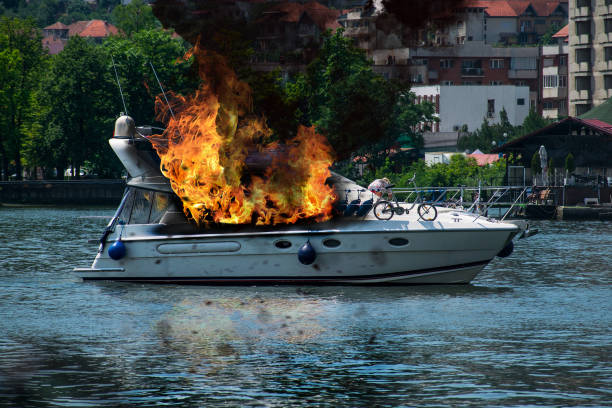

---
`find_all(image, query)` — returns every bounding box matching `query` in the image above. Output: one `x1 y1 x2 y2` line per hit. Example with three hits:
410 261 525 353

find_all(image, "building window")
576 21 590 36
462 59 482 75
487 99 495 117
490 80 503 85
441 80 454 85
543 58 554 67
516 80 527 86
576 76 591 91
576 104 592 115
576 48 590 63
559 55 567 66
559 75 567 88
576 0 589 7
605 75 612 90
544 75 558 88
440 59 454 69
543 101 555 110
606 18 612 33
517 98 525 105
605 47 612 61
490 59 504 69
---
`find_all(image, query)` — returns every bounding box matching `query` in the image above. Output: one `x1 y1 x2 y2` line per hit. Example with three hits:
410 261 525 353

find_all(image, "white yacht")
74 116 520 284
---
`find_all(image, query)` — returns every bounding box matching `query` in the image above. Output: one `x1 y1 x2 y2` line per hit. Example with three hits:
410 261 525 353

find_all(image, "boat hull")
76 222 515 285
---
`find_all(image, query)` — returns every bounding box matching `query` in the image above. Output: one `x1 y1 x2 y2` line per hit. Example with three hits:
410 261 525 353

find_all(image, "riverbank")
0 180 125 205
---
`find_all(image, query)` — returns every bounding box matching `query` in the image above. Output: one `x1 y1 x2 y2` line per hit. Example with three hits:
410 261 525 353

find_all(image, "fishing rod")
110 55 128 116
149 61 176 121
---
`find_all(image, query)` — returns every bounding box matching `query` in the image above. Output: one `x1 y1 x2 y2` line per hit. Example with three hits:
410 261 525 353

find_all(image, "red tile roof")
552 23 568 38
464 0 562 17
467 153 501 166
44 22 69 30
68 20 119 38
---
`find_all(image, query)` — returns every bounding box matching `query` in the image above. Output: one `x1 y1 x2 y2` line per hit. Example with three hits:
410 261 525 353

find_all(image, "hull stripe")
81 259 491 284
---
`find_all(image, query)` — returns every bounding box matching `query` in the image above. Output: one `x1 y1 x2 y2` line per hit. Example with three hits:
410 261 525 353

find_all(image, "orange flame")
150 46 336 225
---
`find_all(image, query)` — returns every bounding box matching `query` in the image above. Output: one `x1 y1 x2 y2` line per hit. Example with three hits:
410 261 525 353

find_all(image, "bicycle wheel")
418 203 437 221
373 201 394 220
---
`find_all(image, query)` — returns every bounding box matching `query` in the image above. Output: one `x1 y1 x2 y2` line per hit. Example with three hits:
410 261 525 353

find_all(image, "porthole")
274 240 292 249
389 237 409 247
323 238 341 248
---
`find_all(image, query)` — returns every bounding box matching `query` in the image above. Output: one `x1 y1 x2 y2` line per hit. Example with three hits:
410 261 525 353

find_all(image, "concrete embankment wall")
0 180 125 205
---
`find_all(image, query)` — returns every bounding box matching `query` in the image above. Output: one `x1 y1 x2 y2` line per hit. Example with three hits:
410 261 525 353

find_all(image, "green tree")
539 23 561 46
40 36 118 178
111 0 159 37
0 17 46 180
285 29 435 161
103 28 194 126
519 107 553 136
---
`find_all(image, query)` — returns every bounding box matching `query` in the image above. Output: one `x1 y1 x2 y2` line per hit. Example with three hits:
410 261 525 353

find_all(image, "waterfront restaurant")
495 118 612 187
494 101 612 205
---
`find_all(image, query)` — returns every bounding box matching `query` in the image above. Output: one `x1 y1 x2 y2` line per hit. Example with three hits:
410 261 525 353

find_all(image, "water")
0 206 610 407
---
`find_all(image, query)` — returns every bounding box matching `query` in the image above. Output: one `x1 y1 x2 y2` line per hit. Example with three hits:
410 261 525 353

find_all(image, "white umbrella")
539 145 548 186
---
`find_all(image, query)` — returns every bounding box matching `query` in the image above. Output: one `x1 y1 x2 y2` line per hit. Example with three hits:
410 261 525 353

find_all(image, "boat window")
130 189 153 224
323 238 341 248
389 237 409 247
117 189 135 226
274 240 292 249
149 192 171 224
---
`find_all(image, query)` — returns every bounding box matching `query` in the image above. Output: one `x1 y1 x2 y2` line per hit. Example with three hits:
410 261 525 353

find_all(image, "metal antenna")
111 55 128 115
149 61 176 121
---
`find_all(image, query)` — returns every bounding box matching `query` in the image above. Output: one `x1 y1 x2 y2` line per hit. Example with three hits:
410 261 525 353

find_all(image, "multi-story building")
255 1 341 64
412 85 530 132
431 0 567 46
371 43 540 110
541 25 569 118
568 0 612 116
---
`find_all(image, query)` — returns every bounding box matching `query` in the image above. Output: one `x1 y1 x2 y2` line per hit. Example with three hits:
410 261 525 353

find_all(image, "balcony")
571 89 591 100
542 108 559 119
570 6 591 18
575 33 591 45
543 87 567 99
461 67 483 76
508 69 538 79
596 60 612 71
597 32 612 43
600 3 612 15
344 26 369 37
574 61 590 72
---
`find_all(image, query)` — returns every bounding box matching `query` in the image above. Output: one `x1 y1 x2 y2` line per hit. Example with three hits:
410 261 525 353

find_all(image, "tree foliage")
0 17 46 180
458 108 553 153
111 0 159 37
284 29 436 161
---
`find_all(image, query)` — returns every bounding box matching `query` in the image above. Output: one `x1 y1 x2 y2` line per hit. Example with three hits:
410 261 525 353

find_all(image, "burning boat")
73 113 519 284
75 45 521 284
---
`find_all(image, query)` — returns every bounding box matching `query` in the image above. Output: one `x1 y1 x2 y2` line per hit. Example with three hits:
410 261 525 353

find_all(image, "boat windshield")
117 187 178 225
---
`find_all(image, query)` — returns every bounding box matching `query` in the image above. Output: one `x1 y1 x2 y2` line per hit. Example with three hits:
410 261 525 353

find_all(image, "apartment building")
371 43 540 110
568 0 612 116
541 25 569 118
412 85 530 133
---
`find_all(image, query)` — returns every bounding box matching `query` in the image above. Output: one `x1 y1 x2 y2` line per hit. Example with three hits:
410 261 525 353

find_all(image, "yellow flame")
150 46 336 225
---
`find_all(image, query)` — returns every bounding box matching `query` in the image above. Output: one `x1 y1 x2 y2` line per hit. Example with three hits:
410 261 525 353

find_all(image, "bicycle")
372 175 438 221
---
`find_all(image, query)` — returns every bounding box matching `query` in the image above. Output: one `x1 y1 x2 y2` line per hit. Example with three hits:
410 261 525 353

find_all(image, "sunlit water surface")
0 206 610 407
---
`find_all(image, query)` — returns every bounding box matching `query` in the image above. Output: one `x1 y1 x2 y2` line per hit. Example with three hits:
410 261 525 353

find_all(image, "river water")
0 206 610 407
